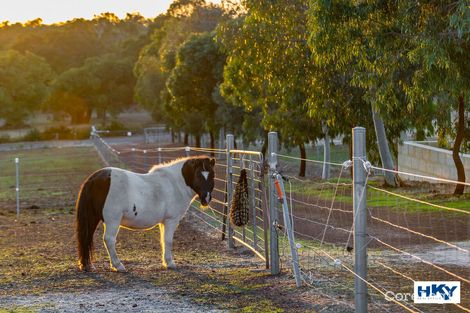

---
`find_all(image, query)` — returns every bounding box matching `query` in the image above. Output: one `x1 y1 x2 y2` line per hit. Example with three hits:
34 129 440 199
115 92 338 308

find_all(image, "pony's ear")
210 158 216 167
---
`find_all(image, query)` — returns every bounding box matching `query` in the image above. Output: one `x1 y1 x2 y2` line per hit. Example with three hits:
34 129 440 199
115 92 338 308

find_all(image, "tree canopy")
0 0 468 188
0 50 54 126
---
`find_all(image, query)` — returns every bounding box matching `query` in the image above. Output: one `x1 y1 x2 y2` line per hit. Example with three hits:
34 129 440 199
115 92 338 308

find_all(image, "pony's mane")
148 155 210 173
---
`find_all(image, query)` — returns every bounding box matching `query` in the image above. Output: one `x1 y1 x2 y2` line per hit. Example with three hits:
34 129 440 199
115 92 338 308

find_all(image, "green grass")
287 178 353 204
0 147 103 207
0 305 51 313
287 178 470 214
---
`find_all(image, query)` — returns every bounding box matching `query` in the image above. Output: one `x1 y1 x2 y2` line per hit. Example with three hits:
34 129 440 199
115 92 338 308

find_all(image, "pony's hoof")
111 263 127 272
79 263 96 272
163 261 176 270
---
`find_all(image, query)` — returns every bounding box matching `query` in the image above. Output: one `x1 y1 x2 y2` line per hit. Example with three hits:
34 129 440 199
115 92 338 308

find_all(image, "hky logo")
414 281 460 304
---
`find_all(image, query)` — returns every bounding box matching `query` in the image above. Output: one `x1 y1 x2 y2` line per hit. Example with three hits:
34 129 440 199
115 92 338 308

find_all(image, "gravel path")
1 287 222 312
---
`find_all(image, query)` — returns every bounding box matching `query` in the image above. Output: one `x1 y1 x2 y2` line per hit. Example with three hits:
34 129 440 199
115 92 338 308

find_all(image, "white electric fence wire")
368 212 469 253
288 175 353 186
374 260 470 312
370 165 470 187
276 207 352 236
275 153 344 167
285 197 352 214
279 233 418 313
320 164 345 248
189 206 267 261
371 236 470 284
303 243 418 312
369 185 470 215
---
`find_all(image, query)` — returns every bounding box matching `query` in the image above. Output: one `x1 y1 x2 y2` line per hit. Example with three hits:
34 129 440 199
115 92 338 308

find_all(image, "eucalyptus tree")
218 0 321 176
48 53 135 124
308 0 469 192
216 17 266 150
166 32 226 148
398 0 470 194
134 0 225 136
12 13 147 73
0 50 54 126
307 0 408 186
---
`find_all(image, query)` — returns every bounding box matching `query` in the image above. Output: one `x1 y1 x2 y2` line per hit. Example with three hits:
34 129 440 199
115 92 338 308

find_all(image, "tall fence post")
15 157 20 218
353 127 368 313
226 134 235 249
143 150 148 171
131 147 136 172
322 123 331 179
268 131 280 275
276 173 302 287
249 155 257 250
240 155 246 243
218 128 225 150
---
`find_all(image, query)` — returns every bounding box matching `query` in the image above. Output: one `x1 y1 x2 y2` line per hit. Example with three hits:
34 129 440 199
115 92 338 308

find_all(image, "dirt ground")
0 207 348 313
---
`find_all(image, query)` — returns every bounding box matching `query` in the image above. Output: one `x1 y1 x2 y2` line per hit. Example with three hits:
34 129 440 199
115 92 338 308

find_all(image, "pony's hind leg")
103 223 126 272
160 219 179 269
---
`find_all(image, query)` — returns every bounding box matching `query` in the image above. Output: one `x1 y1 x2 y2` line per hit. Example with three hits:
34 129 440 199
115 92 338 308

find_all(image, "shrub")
0 134 11 144
22 129 42 141
42 126 73 140
107 120 127 131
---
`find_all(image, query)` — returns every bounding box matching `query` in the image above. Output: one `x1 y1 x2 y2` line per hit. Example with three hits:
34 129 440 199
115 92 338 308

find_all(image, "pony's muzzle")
199 192 211 208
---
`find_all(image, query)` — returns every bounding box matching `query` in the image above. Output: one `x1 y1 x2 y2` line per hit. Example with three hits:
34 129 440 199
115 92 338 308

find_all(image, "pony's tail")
76 169 109 271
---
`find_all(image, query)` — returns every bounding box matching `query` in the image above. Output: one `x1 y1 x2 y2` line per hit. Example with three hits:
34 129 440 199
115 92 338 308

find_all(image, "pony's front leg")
103 223 126 272
160 219 179 269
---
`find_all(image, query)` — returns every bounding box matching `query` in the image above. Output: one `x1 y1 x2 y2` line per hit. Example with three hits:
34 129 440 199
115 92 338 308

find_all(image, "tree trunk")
322 123 331 180
184 133 189 145
210 132 215 157
102 109 107 126
261 131 268 158
71 110 90 125
219 128 225 150
299 143 306 177
372 106 398 186
195 135 201 148
453 94 466 195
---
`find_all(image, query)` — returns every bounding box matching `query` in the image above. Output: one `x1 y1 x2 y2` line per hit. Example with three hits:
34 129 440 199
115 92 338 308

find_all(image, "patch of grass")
288 179 353 204
287 178 470 214
368 187 470 213
239 299 286 313
0 305 45 313
0 147 102 208
157 267 280 311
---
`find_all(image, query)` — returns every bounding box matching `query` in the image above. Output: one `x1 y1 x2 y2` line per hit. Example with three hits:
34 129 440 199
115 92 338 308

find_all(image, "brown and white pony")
75 156 215 272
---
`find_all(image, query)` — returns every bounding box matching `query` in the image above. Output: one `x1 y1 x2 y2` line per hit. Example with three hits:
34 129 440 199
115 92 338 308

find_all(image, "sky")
0 0 221 24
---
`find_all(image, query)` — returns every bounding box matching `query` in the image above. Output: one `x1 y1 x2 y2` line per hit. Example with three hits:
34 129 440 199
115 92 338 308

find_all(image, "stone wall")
398 141 470 182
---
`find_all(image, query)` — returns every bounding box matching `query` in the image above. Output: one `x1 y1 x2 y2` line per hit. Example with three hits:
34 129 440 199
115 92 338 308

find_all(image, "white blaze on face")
205 192 211 204
201 171 209 181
